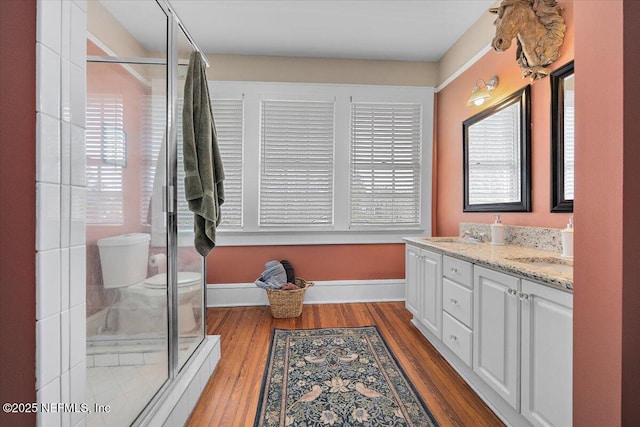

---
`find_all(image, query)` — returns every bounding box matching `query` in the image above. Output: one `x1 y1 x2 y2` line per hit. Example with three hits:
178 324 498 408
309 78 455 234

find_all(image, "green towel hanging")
182 51 225 256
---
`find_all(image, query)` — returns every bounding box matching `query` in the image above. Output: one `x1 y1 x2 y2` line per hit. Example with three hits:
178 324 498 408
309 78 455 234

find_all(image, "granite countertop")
404 237 573 292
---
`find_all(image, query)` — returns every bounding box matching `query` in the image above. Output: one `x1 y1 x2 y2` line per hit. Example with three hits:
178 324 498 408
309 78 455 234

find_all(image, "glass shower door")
174 30 206 370
85 1 170 425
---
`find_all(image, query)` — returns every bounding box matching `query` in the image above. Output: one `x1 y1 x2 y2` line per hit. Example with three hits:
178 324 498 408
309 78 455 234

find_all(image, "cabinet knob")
449 335 457 342
450 298 458 305
506 288 517 296
518 292 530 301
450 268 458 274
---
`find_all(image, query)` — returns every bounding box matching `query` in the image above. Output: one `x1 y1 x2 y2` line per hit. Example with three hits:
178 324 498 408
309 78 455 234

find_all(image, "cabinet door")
473 266 520 409
521 280 573 427
419 250 442 340
405 244 421 316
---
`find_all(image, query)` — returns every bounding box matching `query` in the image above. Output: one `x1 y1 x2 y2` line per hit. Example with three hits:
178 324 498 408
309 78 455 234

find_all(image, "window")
142 95 244 237
143 82 432 245
211 99 244 229
350 102 422 227
176 98 244 232
259 100 334 227
86 94 125 225
208 82 433 245
140 94 164 225
176 98 192 233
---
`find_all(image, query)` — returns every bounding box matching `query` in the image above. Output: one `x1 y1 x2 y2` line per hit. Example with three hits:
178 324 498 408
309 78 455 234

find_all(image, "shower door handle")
163 185 175 213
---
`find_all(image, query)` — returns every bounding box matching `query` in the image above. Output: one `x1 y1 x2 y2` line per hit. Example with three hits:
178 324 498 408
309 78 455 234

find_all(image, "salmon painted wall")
435 1 574 237
207 244 405 283
574 0 640 424
0 0 37 425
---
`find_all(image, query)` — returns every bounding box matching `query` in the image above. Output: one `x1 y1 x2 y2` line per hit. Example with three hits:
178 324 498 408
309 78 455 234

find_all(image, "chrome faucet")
461 230 488 242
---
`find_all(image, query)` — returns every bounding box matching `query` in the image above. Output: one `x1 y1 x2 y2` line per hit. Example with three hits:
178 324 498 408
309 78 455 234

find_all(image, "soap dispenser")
491 215 505 245
561 217 574 258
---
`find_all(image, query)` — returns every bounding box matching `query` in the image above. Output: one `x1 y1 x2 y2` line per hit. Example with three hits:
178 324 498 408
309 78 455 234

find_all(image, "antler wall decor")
490 0 566 80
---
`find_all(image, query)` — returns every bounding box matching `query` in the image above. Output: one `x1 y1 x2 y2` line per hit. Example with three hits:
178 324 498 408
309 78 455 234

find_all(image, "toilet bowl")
96 233 202 335
120 272 202 335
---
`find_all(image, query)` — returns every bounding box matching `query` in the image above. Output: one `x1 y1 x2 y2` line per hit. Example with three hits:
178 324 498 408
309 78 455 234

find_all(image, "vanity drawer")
443 255 473 288
443 312 473 367
443 278 473 328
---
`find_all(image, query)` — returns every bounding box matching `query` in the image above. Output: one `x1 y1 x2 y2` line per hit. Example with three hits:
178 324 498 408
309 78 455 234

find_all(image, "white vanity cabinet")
405 244 422 317
473 266 573 426
473 265 521 410
442 255 474 367
520 280 573 427
404 240 573 427
404 245 443 339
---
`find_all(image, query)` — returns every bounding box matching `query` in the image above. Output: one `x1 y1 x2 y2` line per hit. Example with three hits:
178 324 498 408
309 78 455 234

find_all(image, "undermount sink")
505 256 573 274
421 237 480 245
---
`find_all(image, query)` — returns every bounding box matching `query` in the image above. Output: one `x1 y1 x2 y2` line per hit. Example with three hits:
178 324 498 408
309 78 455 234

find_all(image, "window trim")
177 81 433 246
259 97 336 228
349 98 423 230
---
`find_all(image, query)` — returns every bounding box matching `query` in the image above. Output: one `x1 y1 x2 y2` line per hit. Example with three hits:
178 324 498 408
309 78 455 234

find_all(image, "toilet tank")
97 233 151 289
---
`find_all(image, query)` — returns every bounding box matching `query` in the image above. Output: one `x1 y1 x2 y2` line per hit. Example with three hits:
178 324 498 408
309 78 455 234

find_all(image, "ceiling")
100 0 495 62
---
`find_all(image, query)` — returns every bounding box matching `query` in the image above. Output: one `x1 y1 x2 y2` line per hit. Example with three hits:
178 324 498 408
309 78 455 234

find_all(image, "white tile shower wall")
60 308 70 372
60 186 71 249
36 249 61 320
60 121 71 185
60 248 70 310
61 0 71 61
36 112 61 184
36 1 87 426
60 372 71 427
36 376 61 427
61 59 72 124
36 313 61 389
69 245 85 307
36 43 61 119
36 182 61 251
36 0 61 53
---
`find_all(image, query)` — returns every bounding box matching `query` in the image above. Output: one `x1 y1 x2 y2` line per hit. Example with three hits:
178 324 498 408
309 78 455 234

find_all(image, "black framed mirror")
463 85 531 212
550 61 574 212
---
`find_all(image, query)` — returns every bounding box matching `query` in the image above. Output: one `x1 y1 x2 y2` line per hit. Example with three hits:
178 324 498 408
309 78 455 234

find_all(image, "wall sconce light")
467 76 499 106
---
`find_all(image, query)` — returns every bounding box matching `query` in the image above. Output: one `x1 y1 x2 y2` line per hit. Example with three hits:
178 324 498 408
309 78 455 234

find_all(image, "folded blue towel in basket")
255 260 287 290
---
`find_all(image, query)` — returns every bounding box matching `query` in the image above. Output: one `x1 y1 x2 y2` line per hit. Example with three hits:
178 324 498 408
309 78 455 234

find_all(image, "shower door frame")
86 0 210 424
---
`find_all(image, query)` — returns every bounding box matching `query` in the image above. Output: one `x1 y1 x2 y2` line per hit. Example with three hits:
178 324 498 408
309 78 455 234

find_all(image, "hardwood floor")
187 302 504 427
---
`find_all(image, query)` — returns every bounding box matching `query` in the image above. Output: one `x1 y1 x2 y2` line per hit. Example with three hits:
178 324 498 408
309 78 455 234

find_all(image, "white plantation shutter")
259 100 335 227
211 99 243 229
86 94 124 225
467 102 521 205
350 102 422 226
141 96 244 233
140 94 165 225
564 91 575 199
176 98 244 232
176 98 192 233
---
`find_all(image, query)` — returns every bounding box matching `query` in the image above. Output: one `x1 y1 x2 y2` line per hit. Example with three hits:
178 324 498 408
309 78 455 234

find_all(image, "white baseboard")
206 279 405 307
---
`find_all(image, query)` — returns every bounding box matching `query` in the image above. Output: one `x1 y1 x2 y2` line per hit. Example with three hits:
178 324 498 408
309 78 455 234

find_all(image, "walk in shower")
85 1 210 424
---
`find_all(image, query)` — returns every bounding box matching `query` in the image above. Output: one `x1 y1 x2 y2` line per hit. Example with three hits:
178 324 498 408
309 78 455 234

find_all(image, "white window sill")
209 229 429 246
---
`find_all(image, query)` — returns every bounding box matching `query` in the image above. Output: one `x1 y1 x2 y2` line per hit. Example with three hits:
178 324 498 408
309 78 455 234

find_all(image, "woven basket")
266 278 313 318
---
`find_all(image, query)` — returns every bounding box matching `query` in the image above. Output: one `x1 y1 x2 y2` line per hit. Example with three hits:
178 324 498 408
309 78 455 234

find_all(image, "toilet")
97 233 201 335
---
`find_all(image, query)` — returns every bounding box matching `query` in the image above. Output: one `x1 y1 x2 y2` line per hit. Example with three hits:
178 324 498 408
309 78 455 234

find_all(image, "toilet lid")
143 272 201 289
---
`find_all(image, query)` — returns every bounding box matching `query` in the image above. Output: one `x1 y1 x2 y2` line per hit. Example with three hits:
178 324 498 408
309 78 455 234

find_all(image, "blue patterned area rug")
254 326 439 427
